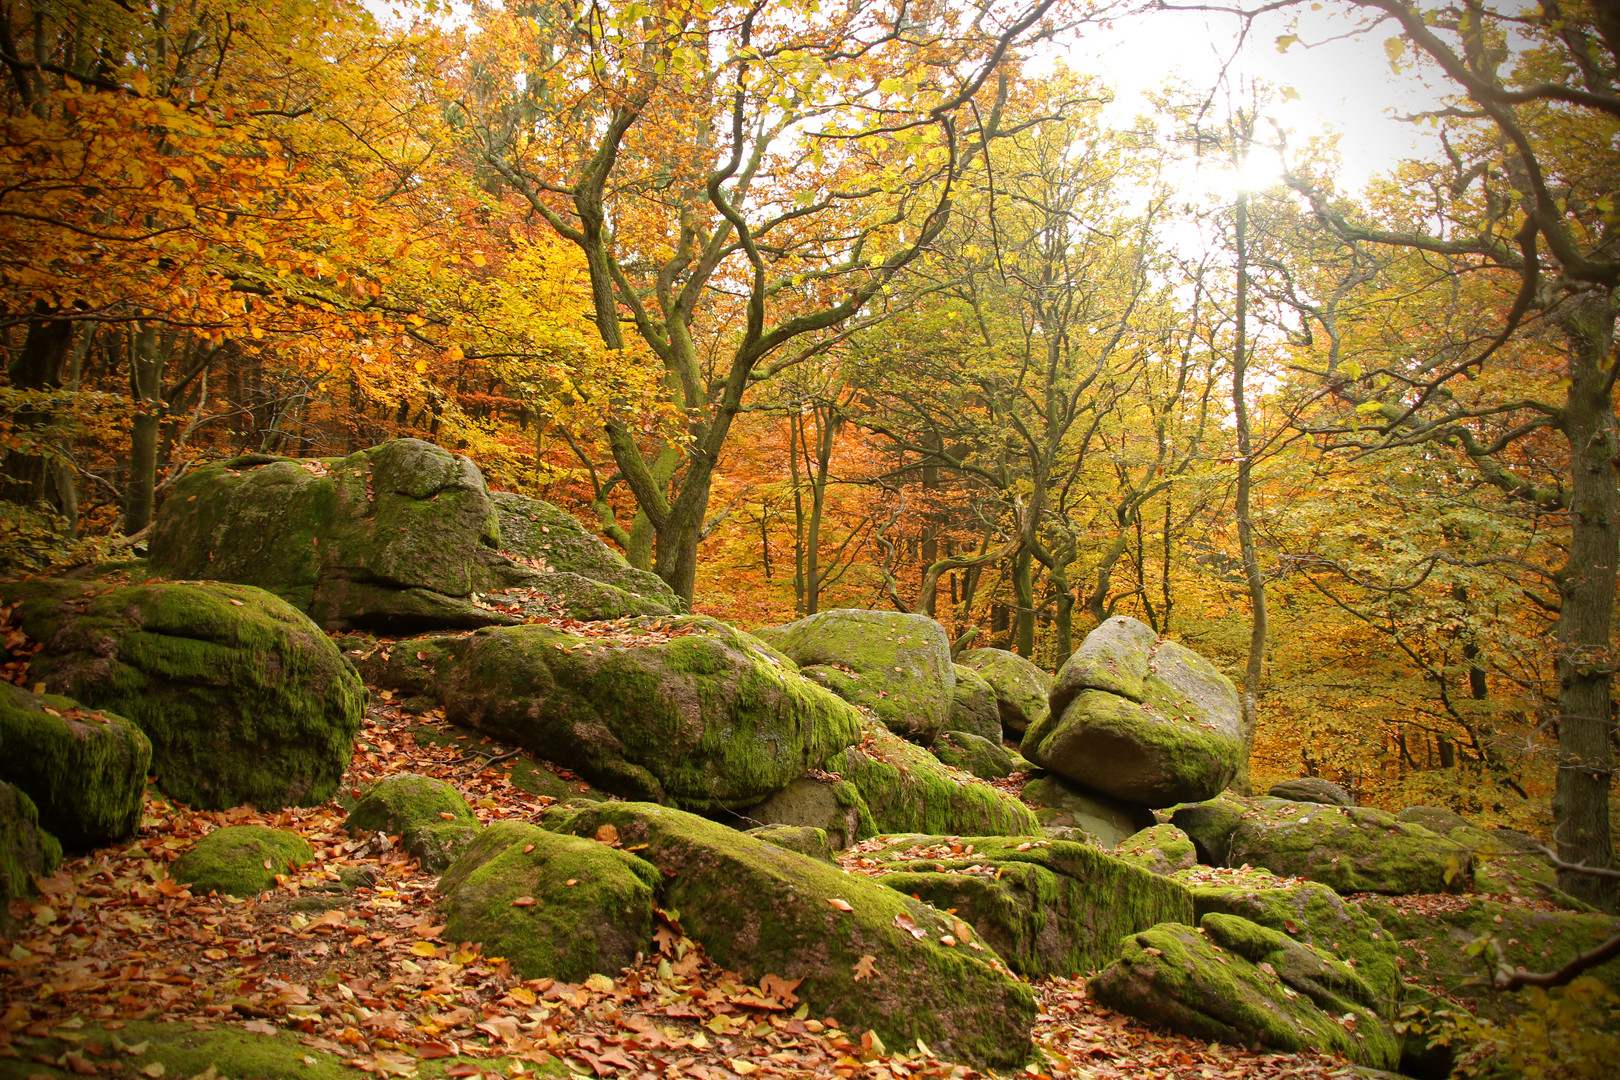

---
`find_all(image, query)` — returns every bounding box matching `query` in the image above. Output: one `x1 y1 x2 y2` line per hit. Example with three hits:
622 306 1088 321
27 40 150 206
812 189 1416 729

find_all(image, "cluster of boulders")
3 438 1615 1074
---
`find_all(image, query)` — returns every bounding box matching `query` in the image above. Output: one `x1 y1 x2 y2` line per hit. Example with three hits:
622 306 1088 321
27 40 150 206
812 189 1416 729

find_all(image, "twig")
459 749 522 776
1493 930 1620 990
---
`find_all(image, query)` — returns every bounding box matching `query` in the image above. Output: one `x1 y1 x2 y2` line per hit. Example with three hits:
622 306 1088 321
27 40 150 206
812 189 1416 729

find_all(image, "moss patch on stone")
1114 824 1197 877
868 834 1193 979
947 664 1002 742
747 824 836 862
832 720 1039 839
1 781 61 917
0 682 150 848
6 578 364 811
347 773 480 874
755 610 955 743
1226 798 1473 895
930 730 1015 780
1019 774 1154 848
172 825 314 897
554 801 1036 1069
955 648 1052 736
1168 795 1249 865
743 774 869 850
437 823 659 982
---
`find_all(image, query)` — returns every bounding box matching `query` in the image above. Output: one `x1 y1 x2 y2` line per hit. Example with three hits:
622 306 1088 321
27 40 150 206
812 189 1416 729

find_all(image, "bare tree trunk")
1232 182 1267 797
125 324 164 535
1551 287 1619 913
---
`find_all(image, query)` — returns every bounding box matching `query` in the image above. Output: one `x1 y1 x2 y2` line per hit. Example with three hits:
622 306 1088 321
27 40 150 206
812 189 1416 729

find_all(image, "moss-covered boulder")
172 825 313 896
347 773 480 874
1019 773 1155 847
4 578 364 810
1393 806 1572 903
832 720 1039 838
552 801 1037 1068
1115 824 1197 877
931 729 1016 780
948 664 1003 742
743 773 870 849
753 609 954 742
1024 616 1242 807
1169 794 1250 864
1269 777 1353 806
1227 798 1473 895
0 781 61 914
1354 894 1620 1022
436 820 659 982
867 834 1193 979
0 682 149 848
383 617 861 810
1186 871 1401 1009
148 439 676 632
747 823 837 862
956 648 1051 736
1091 913 1399 1068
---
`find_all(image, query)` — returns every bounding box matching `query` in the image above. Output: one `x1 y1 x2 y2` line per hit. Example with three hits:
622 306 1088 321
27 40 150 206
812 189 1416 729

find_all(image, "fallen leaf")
852 955 877 981
828 898 854 912
510 896 537 907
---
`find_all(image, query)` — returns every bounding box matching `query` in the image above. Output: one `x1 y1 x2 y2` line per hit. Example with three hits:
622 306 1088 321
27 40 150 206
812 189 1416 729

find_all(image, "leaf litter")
2 676 1363 1080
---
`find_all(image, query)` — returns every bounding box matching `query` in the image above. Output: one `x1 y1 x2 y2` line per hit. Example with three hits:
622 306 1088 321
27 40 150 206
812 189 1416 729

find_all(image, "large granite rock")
948 664 1003 742
369 616 862 811
148 439 677 631
865 834 1193 978
0 682 150 848
0 781 62 917
931 729 1016 780
956 648 1052 736
1394 806 1574 904
1114 824 1197 877
436 821 659 982
547 802 1037 1068
1227 798 1473 895
172 825 313 896
753 609 954 742
742 773 869 850
1092 913 1399 1069
831 719 1040 838
1269 777 1353 806
1022 616 1242 806
3 578 363 810
1169 794 1251 865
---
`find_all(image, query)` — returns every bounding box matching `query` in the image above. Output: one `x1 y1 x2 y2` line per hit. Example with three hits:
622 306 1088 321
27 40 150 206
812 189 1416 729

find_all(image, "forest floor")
2 692 1370 1080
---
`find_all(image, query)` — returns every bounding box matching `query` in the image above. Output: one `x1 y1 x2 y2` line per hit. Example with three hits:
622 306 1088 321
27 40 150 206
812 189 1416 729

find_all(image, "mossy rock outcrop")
1114 824 1197 877
172 825 313 896
832 720 1039 838
948 664 1002 742
747 823 837 862
1024 616 1243 807
371 617 862 811
1185 871 1401 1009
347 773 480 873
955 648 1051 736
148 438 676 632
1269 777 1353 806
0 682 149 848
1091 913 1399 1068
3 578 363 810
743 772 870 849
1393 806 1574 904
550 801 1037 1068
753 609 954 742
1019 773 1154 847
1355 894 1620 1021
1 781 61 915
867 833 1193 979
931 729 1016 780
1169 794 1250 864
1226 798 1473 895
0 1019 568 1080
437 821 659 982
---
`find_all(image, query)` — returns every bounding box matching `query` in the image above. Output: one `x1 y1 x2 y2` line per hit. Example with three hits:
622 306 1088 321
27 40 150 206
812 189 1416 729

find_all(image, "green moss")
556 801 1037 1069
8 578 364 811
0 1019 570 1080
956 648 1052 735
1019 774 1155 847
1 781 61 913
1227 798 1473 895
747 824 836 862
0 682 150 848
872 834 1193 978
947 665 1002 742
488 492 678 609
832 720 1039 838
437 825 659 982
1114 824 1197 876
1190 878 1401 1010
172 825 314 897
438 821 551 894
1090 916 1399 1069
930 730 1015 780
411 617 863 810
1168 795 1249 864
757 609 955 742
347 773 480 873
744 774 868 849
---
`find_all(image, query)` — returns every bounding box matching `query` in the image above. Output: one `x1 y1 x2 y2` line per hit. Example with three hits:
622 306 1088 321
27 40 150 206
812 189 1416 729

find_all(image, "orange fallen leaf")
828 898 853 912
511 896 537 907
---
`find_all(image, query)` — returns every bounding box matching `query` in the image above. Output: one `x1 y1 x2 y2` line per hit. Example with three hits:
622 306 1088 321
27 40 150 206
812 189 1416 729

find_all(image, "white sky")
1059 2 1455 196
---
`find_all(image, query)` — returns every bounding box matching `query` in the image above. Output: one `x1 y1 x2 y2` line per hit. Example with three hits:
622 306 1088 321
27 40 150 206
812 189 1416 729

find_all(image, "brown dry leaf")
852 955 878 981
510 896 537 907
828 898 854 912
594 824 620 847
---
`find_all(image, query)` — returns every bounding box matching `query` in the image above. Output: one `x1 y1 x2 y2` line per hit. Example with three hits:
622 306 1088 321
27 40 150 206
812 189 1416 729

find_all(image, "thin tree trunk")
125 324 164 535
1232 182 1267 797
